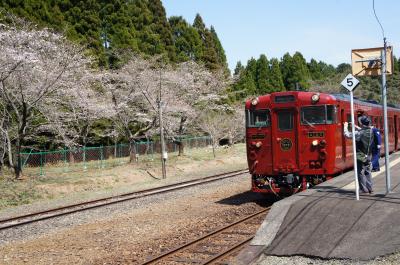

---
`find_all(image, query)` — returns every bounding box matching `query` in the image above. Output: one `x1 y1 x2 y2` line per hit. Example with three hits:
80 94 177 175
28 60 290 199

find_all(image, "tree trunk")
129 140 137 163
69 150 75 164
178 141 184 156
13 139 22 179
228 134 234 146
211 137 216 158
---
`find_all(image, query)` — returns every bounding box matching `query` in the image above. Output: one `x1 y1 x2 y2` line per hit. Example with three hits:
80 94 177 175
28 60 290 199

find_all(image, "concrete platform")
236 153 400 264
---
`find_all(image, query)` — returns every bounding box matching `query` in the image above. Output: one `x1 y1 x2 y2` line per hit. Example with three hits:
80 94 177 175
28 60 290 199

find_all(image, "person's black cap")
358 115 370 126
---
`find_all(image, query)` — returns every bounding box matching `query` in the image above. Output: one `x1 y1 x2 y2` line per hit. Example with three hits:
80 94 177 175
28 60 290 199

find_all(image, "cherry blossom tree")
155 61 228 155
101 57 158 163
0 19 93 178
224 105 245 146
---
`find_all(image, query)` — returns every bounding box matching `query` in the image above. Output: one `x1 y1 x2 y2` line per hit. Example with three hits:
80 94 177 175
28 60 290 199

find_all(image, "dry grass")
0 144 247 210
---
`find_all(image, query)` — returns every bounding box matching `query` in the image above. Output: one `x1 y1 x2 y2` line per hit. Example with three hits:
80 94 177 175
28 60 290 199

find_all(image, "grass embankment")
0 144 247 210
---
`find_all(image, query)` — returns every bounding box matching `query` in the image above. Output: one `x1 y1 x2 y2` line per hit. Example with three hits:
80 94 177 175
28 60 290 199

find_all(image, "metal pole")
159 67 167 179
350 91 360 200
381 38 391 193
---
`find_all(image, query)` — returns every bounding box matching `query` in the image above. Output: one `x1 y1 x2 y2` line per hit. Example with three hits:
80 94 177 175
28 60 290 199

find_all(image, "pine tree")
246 57 257 82
193 14 220 71
268 58 285 92
256 54 270 94
148 0 175 61
169 16 203 62
308 59 322 80
210 25 228 73
234 61 244 76
280 52 310 90
292 52 311 89
393 56 399 73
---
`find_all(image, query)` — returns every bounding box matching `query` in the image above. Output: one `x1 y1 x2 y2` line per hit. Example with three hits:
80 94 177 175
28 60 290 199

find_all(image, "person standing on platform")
371 125 382 172
344 115 375 194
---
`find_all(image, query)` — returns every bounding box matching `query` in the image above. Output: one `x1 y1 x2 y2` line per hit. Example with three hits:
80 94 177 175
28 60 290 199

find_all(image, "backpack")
356 128 374 163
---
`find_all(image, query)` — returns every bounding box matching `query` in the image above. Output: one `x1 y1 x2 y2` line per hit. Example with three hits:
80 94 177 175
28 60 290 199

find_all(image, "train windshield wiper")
302 118 316 128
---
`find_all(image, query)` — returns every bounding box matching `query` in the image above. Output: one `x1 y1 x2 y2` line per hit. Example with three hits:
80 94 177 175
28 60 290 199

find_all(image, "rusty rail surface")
140 208 270 265
0 169 249 230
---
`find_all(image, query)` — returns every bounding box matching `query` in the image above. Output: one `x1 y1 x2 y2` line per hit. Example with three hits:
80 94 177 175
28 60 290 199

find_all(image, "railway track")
140 208 269 265
0 169 248 230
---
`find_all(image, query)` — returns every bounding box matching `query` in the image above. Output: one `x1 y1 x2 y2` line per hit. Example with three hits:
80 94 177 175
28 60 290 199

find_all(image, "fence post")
83 146 87 171
100 146 104 169
63 148 67 173
40 152 44 176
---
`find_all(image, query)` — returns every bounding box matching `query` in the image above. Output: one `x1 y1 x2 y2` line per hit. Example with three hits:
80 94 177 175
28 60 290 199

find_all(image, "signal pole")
341 74 360 200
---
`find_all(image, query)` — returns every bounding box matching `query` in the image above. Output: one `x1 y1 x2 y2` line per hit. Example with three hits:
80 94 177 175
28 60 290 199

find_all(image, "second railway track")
140 208 270 265
0 169 248 230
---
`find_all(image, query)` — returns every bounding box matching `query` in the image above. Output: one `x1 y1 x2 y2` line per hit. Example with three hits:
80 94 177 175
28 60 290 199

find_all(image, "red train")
245 91 400 195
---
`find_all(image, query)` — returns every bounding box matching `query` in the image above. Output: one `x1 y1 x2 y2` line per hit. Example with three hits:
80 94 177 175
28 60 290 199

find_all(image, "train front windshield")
246 109 270 127
301 105 336 125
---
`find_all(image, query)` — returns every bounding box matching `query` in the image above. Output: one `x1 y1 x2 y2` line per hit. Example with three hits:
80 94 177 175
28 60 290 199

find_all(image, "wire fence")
20 136 212 176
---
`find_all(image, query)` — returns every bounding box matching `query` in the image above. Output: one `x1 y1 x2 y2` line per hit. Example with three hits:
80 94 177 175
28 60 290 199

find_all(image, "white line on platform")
342 155 400 191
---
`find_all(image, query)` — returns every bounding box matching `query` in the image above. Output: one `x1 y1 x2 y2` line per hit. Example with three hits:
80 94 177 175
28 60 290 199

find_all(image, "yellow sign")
351 46 393 76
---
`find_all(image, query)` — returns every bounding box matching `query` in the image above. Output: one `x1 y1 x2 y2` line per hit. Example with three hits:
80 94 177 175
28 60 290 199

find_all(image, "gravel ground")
255 252 400 265
0 173 270 265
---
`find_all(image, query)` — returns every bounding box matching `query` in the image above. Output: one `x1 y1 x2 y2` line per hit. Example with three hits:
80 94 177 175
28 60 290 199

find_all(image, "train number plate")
251 134 265 139
308 132 325 138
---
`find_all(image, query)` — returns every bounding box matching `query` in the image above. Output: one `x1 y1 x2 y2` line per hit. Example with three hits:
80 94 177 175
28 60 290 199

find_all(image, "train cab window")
278 111 293 131
246 109 270 127
301 105 337 125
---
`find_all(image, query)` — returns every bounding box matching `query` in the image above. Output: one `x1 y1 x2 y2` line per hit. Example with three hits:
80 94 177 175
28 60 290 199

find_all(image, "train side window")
326 105 337 124
347 114 351 122
374 117 378 127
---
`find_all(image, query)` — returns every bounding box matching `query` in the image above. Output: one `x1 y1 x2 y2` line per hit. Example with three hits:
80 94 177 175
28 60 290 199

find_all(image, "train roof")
331 93 400 111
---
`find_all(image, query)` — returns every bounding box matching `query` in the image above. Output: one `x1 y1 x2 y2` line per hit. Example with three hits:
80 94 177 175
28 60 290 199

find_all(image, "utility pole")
158 67 167 179
381 38 390 193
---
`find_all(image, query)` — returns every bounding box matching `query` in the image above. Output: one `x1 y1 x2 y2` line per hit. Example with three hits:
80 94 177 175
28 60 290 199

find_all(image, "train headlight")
312 140 319 146
311 93 320 104
251 97 259 106
255 141 262 148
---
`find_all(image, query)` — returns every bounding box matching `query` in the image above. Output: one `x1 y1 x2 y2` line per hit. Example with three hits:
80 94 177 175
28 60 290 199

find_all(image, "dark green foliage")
308 59 335 80
268 58 285 92
393 56 399 73
234 61 244 76
232 51 400 105
169 16 203 62
192 14 228 73
336 63 352 74
210 26 228 74
256 54 270 94
280 52 312 90
0 0 227 71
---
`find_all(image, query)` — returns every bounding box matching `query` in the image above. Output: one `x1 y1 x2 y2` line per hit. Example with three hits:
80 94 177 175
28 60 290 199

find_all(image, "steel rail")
199 235 253 265
0 169 248 230
140 208 269 265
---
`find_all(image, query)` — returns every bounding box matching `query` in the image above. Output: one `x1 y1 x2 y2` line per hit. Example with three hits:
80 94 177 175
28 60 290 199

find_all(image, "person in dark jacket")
371 126 382 171
344 115 375 194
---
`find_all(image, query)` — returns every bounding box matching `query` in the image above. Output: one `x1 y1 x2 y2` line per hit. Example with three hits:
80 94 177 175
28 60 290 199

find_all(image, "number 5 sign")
341 73 360 92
